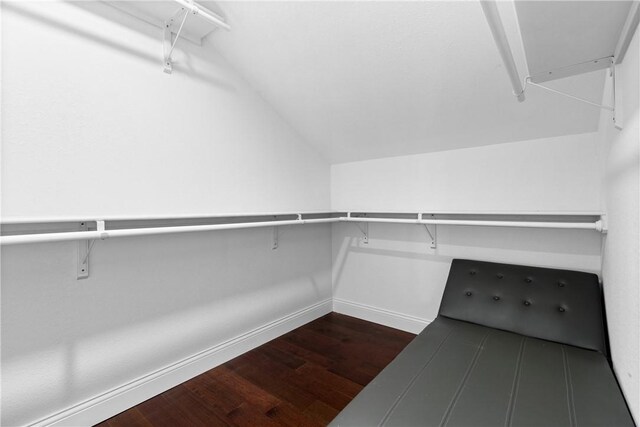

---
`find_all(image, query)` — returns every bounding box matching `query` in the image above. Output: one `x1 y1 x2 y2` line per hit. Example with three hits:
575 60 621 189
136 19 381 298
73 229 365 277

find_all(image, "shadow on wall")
1 225 332 426
332 235 452 290
1 227 329 358
333 224 602 292
606 112 640 181
3 1 236 91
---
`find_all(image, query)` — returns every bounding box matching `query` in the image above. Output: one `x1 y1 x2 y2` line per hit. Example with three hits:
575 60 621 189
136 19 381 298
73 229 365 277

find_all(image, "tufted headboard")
439 259 606 353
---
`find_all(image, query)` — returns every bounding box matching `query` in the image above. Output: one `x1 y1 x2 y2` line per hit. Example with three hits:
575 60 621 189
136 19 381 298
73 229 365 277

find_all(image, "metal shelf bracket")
523 58 616 114
346 212 369 244
163 7 191 74
419 214 437 248
77 222 90 280
77 220 105 280
357 222 369 244
272 226 279 250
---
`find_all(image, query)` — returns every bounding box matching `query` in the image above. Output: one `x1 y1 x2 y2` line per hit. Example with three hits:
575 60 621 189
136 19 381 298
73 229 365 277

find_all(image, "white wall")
599 27 640 422
331 132 602 213
331 134 604 331
1 2 331 425
1 1 329 219
2 1 636 425
2 226 332 426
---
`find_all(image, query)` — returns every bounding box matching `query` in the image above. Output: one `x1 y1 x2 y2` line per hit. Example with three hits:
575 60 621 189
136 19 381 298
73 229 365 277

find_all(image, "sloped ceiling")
206 1 623 163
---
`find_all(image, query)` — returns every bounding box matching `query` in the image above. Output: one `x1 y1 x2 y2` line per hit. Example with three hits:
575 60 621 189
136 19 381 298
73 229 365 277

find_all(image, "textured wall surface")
331 134 604 331
332 132 603 213
599 27 640 423
2 226 332 426
2 0 637 425
332 222 602 330
1 1 329 219
1 2 331 425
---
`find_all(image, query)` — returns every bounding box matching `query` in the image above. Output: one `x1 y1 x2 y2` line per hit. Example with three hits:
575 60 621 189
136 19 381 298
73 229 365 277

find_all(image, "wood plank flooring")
97 313 415 427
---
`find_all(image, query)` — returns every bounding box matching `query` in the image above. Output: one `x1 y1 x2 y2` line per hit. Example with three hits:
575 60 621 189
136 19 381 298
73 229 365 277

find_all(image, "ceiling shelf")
106 0 230 72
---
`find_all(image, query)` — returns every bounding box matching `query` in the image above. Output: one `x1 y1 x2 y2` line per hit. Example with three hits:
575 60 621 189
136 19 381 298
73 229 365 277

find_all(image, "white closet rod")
173 0 230 30
0 211 339 224
340 217 604 232
0 218 339 246
480 1 525 102
1 214 605 245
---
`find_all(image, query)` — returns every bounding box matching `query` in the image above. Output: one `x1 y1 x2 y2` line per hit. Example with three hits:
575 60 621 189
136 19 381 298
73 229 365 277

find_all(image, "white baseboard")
333 298 431 334
32 299 333 427
29 298 426 426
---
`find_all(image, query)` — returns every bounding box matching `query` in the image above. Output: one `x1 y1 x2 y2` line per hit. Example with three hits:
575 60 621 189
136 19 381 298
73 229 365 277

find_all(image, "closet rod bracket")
163 7 191 74
419 214 437 249
346 213 369 244
524 57 615 113
163 23 173 74
272 226 278 250
77 221 90 280
77 220 105 280
358 222 369 244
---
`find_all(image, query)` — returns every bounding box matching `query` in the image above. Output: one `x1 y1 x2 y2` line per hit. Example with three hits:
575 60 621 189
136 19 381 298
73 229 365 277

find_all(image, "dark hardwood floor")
96 313 415 427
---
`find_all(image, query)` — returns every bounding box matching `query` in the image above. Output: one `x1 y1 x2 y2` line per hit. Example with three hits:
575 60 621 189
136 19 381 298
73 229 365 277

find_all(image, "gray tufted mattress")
330 259 635 427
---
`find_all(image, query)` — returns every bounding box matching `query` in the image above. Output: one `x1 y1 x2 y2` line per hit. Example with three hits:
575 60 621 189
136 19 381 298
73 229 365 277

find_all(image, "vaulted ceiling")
204 1 633 163
174 1 629 163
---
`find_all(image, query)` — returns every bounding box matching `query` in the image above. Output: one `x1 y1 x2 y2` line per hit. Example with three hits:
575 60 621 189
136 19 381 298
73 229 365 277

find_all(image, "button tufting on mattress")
331 260 630 427
439 260 605 353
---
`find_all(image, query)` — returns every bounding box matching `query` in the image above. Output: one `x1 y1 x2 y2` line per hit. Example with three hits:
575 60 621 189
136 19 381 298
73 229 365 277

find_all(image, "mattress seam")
377 325 456 426
440 329 492 427
562 345 578 427
504 336 526 427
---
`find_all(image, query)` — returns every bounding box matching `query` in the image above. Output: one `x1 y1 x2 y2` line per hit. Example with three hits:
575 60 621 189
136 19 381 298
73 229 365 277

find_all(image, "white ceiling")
201 1 625 164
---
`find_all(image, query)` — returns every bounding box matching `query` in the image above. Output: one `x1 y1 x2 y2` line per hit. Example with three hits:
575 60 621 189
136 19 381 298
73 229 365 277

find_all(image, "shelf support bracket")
163 24 173 74
611 63 622 129
419 214 437 249
356 222 369 244
272 226 279 250
163 8 190 74
77 220 105 280
345 213 369 244
525 74 614 112
77 221 90 280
